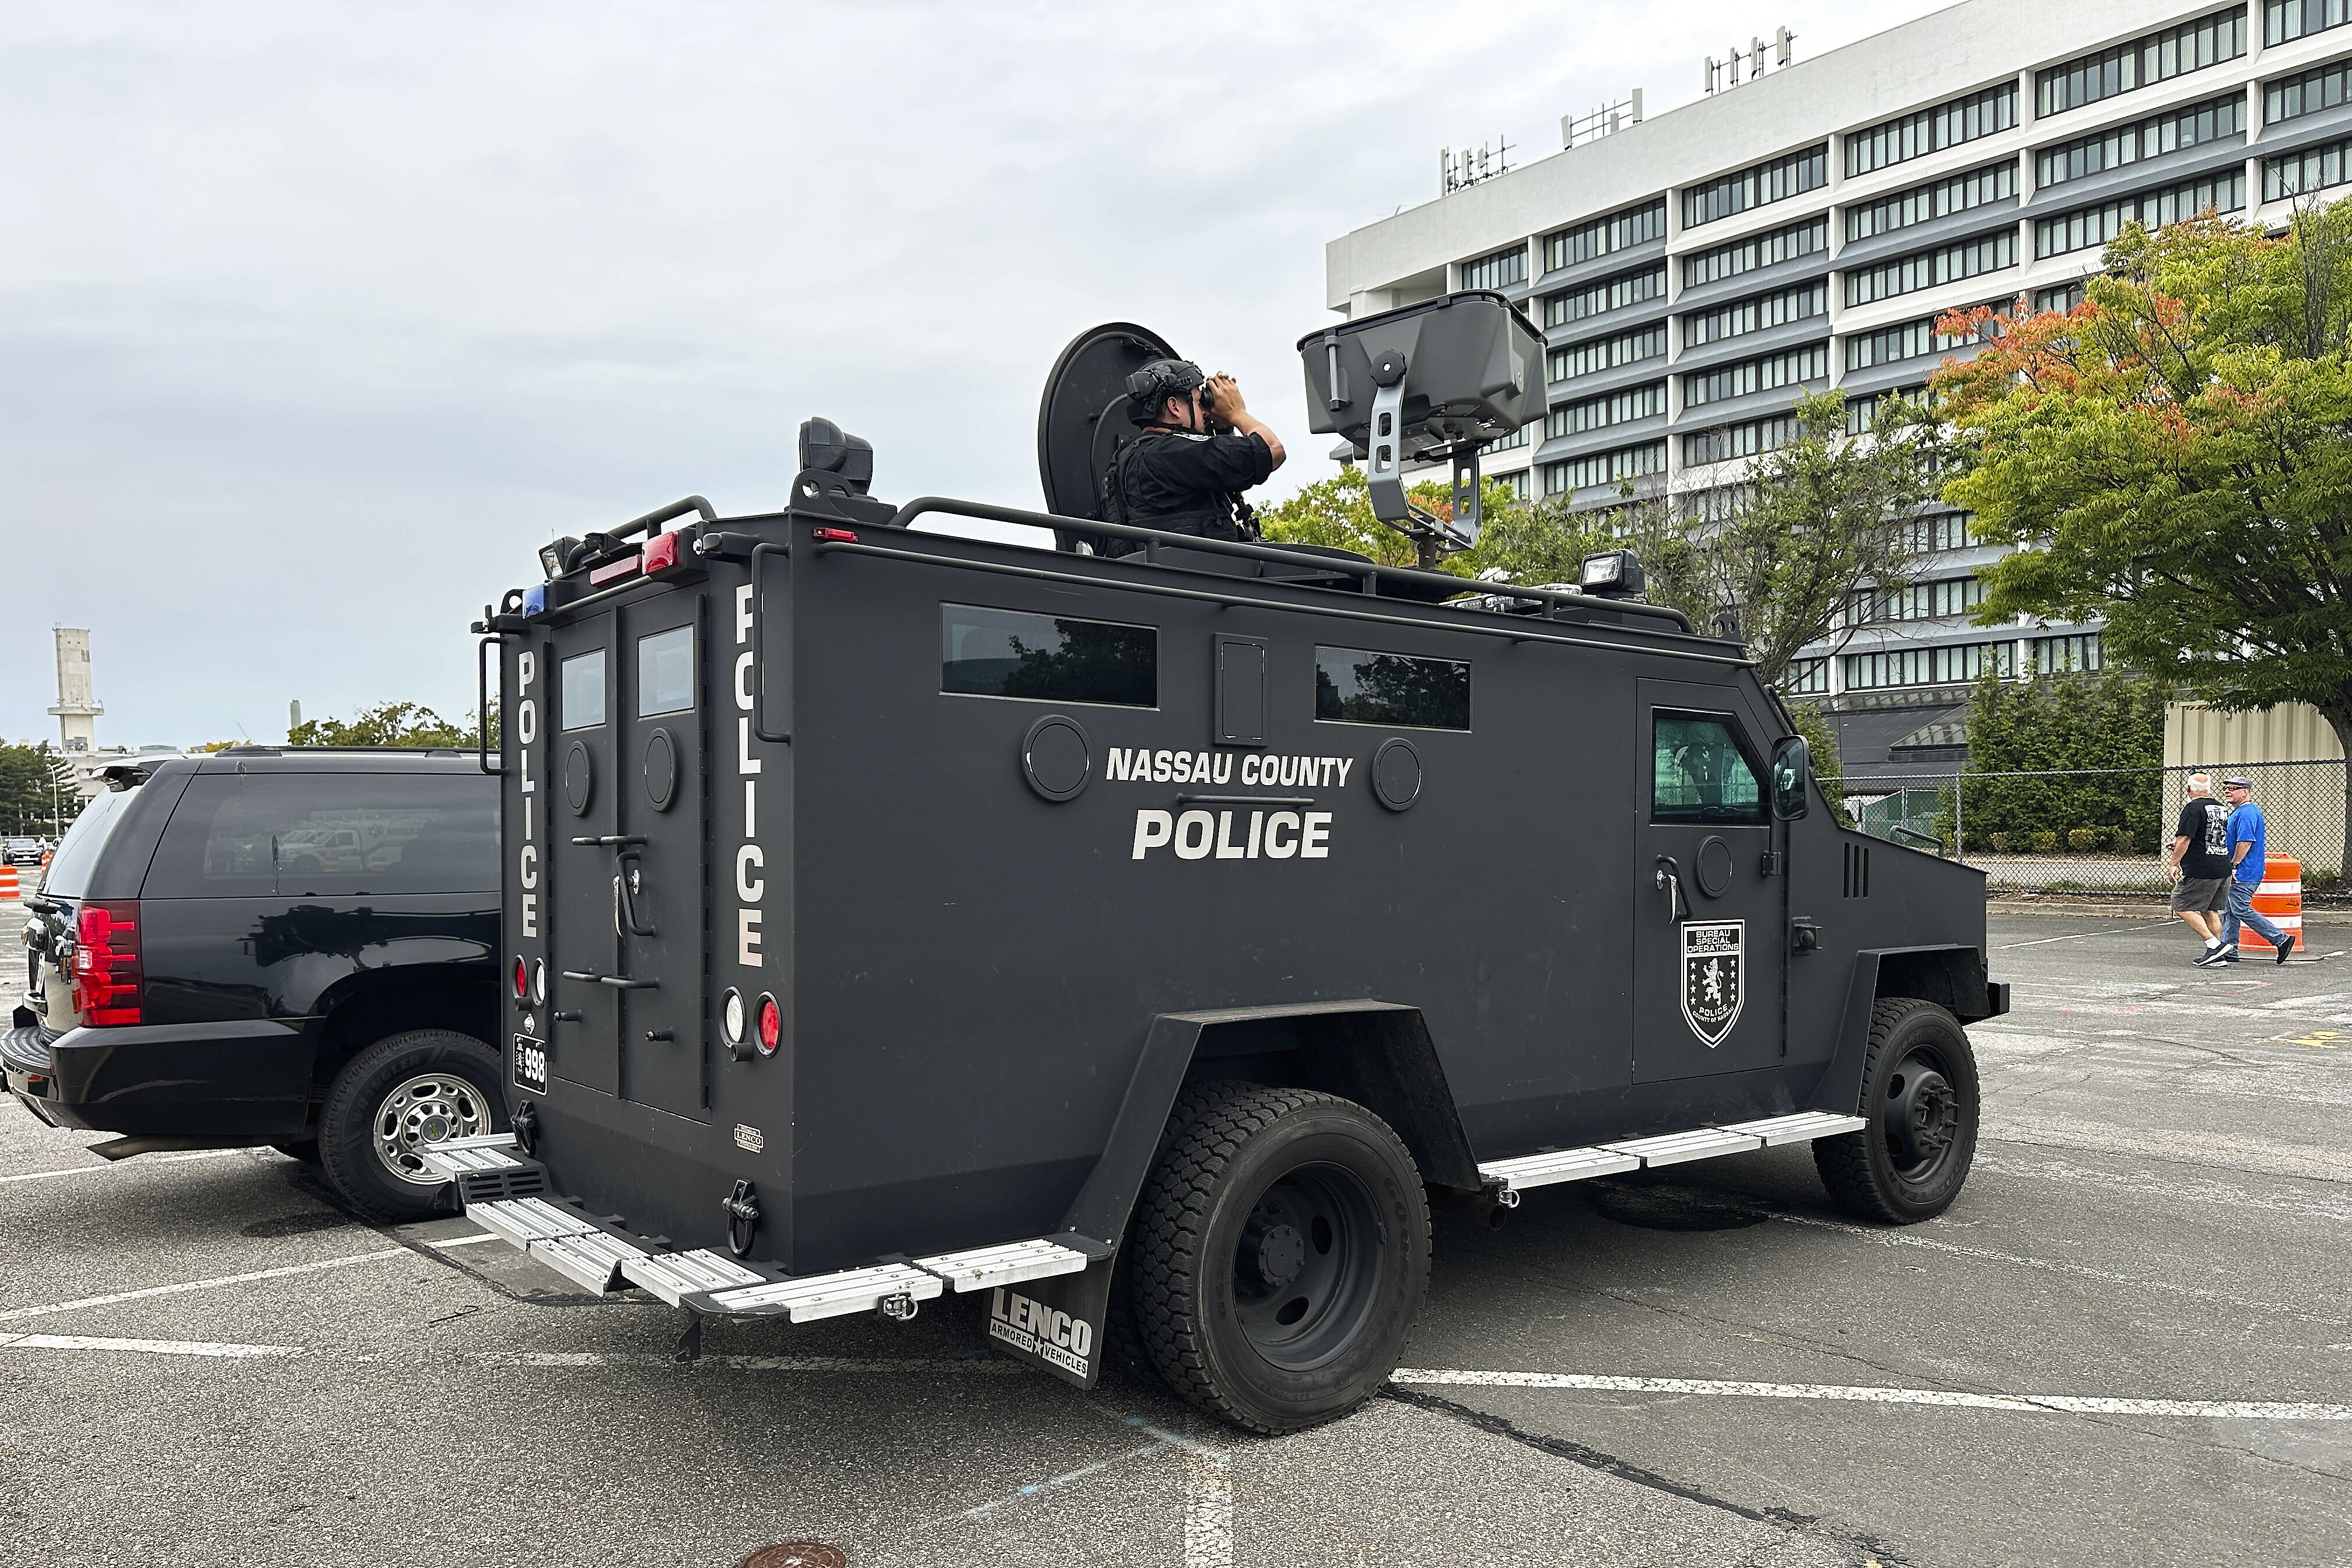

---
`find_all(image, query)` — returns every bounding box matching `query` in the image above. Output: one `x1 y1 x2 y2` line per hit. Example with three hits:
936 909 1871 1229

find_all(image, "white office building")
1324 0 2348 771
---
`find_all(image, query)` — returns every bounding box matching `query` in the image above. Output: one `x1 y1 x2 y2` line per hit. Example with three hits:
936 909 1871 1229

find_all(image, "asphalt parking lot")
2 905 2347 1568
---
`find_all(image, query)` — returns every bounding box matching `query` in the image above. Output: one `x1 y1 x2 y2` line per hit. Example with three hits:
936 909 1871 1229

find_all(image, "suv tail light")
71 900 143 1027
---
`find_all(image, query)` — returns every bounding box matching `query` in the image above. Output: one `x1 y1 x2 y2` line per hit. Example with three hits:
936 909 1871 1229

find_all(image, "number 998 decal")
513 1034 551 1094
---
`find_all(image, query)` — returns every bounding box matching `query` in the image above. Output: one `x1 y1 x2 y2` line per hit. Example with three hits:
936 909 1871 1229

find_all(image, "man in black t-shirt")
1105 359 1286 551
2168 772 2234 965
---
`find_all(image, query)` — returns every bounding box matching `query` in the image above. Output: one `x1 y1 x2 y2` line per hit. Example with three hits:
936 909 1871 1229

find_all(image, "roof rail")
216 745 469 756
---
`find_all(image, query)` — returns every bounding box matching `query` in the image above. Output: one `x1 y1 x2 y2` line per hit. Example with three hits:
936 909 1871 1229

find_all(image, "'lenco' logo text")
989 1286 1091 1377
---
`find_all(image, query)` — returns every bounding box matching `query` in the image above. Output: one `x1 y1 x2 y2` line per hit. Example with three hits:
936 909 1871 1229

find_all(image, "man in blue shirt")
2217 775 2294 964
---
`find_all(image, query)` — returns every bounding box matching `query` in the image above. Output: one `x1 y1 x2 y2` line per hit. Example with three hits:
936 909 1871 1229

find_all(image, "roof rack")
215 746 470 757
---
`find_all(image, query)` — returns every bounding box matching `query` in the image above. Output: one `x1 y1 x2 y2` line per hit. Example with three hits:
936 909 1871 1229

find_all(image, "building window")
1315 647 1471 730
1845 385 1930 434
1682 215 1829 290
1682 281 1828 349
1497 468 1531 502
1782 657 1832 695
1849 577 1985 625
1543 199 1667 272
1845 82 2020 178
2268 57 2352 122
1683 343 1829 409
1845 309 1995 372
2036 7 2248 118
2039 91 2245 187
2036 171 2245 257
1542 265 1666 328
2269 0 2352 45
1460 244 1527 291
1682 144 1829 229
1843 640 2017 690
1682 413 1799 466
1845 229 2018 307
1486 423 1530 452
1686 483 1758 522
1543 442 1667 495
2035 632 2105 673
1901 511 1975 554
1846 161 2018 244
1548 381 1668 438
2267 134 2352 197
1549 324 1667 383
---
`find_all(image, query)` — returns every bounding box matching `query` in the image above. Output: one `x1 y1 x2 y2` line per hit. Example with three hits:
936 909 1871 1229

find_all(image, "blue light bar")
523 583 550 617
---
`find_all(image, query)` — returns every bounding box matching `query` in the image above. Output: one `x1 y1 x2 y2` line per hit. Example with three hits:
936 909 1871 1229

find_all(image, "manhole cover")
1583 1181 1768 1233
740 1545 848 1568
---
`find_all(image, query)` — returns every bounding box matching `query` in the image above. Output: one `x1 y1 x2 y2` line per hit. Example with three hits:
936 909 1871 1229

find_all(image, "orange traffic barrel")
2239 853 2301 954
0 866 17 901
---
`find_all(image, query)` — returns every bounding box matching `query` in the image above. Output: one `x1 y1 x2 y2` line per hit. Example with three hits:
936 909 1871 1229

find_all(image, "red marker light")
513 957 529 999
587 552 643 586
755 993 782 1057
811 527 858 544
642 532 681 573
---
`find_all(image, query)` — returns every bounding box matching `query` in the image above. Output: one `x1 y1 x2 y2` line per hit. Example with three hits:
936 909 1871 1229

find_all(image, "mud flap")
983 1247 1115 1390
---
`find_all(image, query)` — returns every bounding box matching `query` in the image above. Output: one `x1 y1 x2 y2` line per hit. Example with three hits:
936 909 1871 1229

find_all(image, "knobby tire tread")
1814 998 1957 1224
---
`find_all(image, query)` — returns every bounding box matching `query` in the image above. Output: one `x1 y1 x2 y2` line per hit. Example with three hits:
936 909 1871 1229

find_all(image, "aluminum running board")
1478 1111 1869 1199
621 1248 771 1307
417 1132 525 1178
530 1230 647 1294
705 1264 944 1324
471 1196 604 1248
912 1237 1091 1293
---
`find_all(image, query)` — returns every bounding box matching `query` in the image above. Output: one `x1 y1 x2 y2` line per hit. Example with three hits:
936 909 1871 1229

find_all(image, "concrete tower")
48 626 102 754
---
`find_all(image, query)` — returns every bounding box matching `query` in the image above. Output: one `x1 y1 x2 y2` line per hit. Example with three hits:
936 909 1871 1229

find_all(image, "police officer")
1108 359 1287 547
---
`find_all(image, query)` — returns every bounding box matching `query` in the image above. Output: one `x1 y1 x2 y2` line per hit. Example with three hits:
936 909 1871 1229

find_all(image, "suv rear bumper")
4 1019 311 1137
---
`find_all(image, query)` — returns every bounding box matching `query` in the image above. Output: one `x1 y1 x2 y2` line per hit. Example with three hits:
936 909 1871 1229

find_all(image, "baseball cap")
2222 775 2252 789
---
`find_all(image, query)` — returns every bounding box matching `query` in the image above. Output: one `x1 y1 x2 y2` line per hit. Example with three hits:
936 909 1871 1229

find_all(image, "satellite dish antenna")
1036 321 1183 552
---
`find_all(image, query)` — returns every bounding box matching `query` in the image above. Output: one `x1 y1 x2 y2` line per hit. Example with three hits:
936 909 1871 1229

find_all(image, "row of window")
943 606 1476 730
1486 423 1530 452
2265 55 2352 122
1901 511 1976 554
1550 324 1667 383
1460 244 1526 292
2266 132 2352 196
1846 312 1985 372
1783 634 2104 694
1683 144 1829 229
1682 412 1798 466
2035 170 2245 258
1542 441 1667 496
558 628 695 732
2036 6 2246 118
1843 576 1985 625
2269 0 2352 45
1846 82 2020 179
1542 265 1666 328
1684 342 1829 409
2038 89 2244 188
1682 215 1828 290
1548 381 1668 438
1845 229 2017 307
1845 384 1930 434
1845 159 2017 243
1682 279 1826 349
1543 199 1667 273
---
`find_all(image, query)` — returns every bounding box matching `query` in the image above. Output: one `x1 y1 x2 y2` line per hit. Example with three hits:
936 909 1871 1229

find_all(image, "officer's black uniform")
1111 428 1275 544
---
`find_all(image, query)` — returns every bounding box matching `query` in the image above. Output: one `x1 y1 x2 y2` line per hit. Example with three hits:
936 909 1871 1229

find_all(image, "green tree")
288 701 470 748
1933 205 2352 860
1257 466 1531 576
0 743 83 836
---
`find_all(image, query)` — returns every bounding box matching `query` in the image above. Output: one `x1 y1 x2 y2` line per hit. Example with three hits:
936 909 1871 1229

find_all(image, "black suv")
4 749 505 1222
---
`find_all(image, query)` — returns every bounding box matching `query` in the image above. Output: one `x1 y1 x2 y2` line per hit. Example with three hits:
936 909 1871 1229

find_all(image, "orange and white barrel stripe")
0 866 18 901
2239 853 2301 954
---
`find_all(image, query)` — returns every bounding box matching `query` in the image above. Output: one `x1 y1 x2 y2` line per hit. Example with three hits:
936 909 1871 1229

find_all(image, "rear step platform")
422 1136 1095 1321
1478 1110 1867 1199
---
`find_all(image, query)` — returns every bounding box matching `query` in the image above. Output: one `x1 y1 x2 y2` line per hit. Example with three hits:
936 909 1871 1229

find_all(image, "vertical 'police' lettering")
514 651 538 937
734 584 762 969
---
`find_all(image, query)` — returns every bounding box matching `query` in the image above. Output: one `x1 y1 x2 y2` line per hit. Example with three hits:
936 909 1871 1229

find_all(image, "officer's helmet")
1125 358 1206 423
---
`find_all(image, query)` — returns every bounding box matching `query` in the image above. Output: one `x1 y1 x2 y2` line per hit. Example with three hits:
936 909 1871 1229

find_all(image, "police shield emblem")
1681 921 1745 1047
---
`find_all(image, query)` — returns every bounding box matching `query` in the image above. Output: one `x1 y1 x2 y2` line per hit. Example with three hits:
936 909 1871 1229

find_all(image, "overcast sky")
2 0 1927 748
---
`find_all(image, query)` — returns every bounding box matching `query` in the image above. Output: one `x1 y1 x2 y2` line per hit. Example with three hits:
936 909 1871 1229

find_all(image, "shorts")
2171 876 2228 914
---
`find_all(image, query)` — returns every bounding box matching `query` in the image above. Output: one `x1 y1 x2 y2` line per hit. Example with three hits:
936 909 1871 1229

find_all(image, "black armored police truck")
431 293 2006 1434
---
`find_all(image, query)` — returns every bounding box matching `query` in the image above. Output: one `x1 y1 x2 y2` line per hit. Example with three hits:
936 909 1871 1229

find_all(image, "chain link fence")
1821 759 2348 900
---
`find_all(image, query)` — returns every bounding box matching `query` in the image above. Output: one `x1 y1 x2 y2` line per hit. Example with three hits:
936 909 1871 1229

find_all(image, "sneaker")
2193 945 2226 967
2220 946 2241 963
2276 933 2297 965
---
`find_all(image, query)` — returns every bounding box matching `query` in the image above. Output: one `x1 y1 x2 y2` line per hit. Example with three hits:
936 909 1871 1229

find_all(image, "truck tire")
1814 999 1979 1224
1130 1084 1430 1433
318 1030 507 1225
1105 1079 1259 1388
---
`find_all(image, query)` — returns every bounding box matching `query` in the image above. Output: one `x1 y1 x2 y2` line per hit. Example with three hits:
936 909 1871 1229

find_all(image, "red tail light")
513 957 530 1000
71 900 143 1027
755 993 782 1057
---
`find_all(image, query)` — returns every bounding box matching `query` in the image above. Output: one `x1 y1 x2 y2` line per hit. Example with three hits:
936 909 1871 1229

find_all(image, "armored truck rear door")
614 593 708 1121
547 618 621 1094
1632 680 1786 1082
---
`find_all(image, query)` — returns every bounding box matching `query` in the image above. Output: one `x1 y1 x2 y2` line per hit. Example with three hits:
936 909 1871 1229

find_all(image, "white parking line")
0 1149 251 1184
1391 1369 2351 1420
1994 926 2154 949
0 1331 1024 1377
1 1332 303 1358
0 1230 498 1322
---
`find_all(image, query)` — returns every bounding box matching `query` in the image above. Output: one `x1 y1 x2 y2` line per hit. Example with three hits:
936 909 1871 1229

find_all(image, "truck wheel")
1814 999 1979 1224
318 1030 506 1225
1130 1085 1430 1434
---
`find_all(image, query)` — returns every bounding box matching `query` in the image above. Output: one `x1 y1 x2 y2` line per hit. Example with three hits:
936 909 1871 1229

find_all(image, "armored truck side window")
561 649 607 729
1312 646 1471 730
638 625 695 716
940 604 1157 708
1651 712 1766 825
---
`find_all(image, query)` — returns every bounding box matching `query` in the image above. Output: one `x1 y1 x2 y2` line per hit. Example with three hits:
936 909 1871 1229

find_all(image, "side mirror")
1770 736 1811 821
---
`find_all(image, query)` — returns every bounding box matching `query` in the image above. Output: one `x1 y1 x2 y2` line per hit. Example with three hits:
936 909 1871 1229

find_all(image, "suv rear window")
40 786 136 899
144 774 498 898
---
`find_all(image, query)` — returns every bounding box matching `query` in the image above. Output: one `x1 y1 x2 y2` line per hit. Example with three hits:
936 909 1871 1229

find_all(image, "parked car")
2 749 503 1222
3 836 44 867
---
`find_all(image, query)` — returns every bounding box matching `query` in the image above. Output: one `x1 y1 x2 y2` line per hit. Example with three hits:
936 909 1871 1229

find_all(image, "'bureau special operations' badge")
1681 920 1744 1046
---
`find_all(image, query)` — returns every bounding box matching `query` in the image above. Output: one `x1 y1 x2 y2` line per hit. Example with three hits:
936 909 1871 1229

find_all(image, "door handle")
1653 855 1693 923
613 853 656 937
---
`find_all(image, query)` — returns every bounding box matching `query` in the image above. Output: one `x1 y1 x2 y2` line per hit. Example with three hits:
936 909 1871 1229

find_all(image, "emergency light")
1579 550 1647 598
